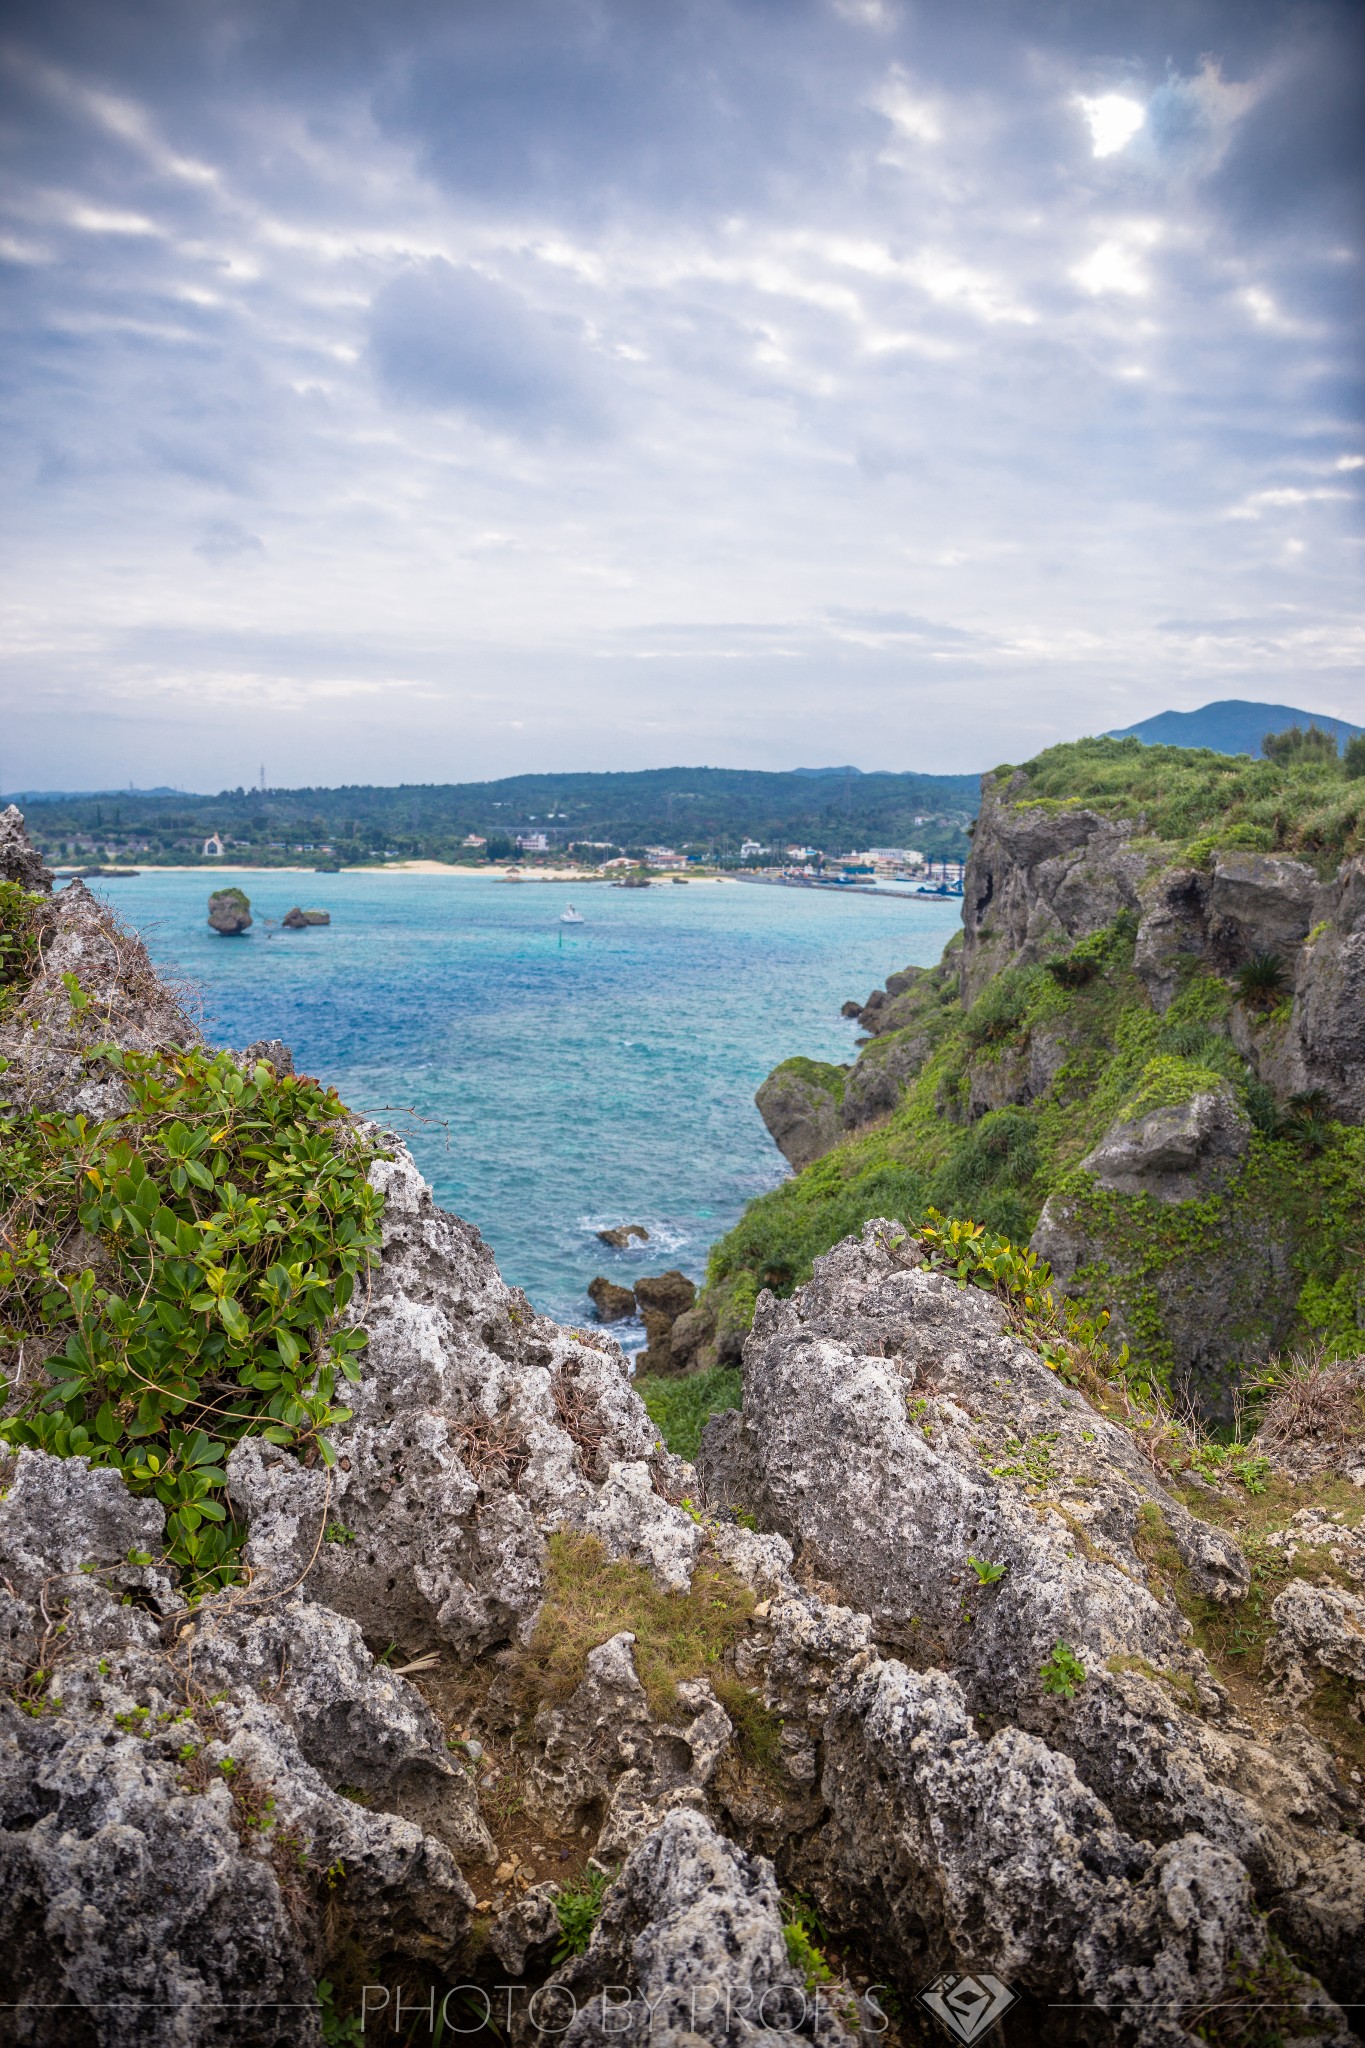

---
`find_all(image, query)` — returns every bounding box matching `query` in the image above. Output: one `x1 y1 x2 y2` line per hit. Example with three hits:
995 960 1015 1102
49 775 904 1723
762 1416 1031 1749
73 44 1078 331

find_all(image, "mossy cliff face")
705 738 1365 1407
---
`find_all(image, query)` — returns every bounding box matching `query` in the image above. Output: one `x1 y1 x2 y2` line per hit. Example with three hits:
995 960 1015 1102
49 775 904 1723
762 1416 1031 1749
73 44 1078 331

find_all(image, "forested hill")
15 765 981 868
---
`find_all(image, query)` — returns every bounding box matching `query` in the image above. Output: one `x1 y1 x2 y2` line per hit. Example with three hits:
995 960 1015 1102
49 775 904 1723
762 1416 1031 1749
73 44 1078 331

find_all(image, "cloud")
367 260 609 433
193 518 265 562
0 0 1360 787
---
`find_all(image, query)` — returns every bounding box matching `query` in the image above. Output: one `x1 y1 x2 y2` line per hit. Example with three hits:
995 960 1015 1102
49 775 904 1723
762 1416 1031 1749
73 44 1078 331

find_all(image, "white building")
202 832 224 857
739 839 768 859
516 832 549 852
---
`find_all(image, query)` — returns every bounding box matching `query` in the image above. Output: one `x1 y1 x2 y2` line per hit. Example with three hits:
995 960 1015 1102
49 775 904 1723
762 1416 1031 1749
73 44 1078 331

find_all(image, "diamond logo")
918 1972 1017 2044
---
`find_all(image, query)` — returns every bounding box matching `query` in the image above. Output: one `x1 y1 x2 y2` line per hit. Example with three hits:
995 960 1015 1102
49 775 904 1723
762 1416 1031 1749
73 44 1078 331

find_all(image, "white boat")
560 904 585 925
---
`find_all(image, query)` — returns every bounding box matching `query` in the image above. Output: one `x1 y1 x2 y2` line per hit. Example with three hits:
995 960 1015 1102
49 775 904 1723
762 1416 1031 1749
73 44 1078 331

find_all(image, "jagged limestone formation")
1 810 1361 2046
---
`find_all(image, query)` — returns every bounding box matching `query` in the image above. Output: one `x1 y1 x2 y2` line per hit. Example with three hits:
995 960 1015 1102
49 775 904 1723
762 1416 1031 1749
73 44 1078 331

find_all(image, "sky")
1 0 1362 791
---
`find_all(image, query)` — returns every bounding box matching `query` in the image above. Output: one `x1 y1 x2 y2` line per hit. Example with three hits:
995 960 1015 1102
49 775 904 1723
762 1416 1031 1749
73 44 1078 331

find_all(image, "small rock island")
207 886 251 934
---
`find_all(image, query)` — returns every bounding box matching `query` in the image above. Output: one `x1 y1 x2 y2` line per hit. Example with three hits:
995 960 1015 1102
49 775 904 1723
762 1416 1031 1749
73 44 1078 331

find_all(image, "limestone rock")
1078 1087 1251 1202
208 886 252 934
239 1036 295 1074
1286 858 1365 1121
0 804 53 892
842 1027 931 1130
1266 1578 1365 1709
754 1064 843 1169
1205 851 1318 966
0 1449 477 2048
587 1276 636 1323
596 1224 649 1248
281 906 331 928
526 1635 730 1860
960 779 1157 1006
633 1270 698 1374
545 1810 848 2048
0 877 200 1119
698 1220 1365 2012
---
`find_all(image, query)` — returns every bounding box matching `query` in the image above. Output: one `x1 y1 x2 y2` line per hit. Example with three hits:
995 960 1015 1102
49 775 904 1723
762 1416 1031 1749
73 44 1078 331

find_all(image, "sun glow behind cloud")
1078 93 1147 158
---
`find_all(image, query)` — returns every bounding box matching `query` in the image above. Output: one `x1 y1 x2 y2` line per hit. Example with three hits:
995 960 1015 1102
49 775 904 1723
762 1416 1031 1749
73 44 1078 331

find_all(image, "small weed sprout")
317 1977 363 2046
1040 1640 1087 1699
782 1897 834 1991
967 1554 1007 1586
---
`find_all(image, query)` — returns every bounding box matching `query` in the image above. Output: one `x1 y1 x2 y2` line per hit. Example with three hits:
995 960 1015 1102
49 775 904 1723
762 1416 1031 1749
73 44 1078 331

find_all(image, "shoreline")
86 862 736 883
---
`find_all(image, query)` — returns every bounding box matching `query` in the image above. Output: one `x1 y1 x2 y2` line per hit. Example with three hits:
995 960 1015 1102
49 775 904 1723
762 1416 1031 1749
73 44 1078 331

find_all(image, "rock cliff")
1 808 1362 2047
733 740 1364 1404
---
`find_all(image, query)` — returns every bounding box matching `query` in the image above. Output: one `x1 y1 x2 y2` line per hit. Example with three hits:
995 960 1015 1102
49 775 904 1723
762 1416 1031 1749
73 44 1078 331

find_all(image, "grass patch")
1001 734 1363 867
712 1674 786 1775
635 1364 741 1462
515 1530 755 1722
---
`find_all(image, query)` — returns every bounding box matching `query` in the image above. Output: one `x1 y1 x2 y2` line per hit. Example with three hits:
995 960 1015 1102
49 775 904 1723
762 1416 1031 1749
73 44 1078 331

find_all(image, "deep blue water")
95 871 959 1329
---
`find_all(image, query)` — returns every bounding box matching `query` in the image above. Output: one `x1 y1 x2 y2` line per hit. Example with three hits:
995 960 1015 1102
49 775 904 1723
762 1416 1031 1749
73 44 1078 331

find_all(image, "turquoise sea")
96 872 960 1333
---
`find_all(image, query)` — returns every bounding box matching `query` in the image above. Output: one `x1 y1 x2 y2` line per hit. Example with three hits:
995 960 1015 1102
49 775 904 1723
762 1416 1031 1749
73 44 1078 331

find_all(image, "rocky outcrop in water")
597 1225 649 1249
208 886 252 934
282 906 331 928
633 1271 698 1375
588 1276 636 1323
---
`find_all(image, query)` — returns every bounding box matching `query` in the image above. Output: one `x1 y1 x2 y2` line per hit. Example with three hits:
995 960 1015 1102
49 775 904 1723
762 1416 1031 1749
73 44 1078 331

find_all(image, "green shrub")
0 1045 384 1593
1236 953 1289 1011
553 1867 611 1961
1345 734 1365 780
1262 723 1339 766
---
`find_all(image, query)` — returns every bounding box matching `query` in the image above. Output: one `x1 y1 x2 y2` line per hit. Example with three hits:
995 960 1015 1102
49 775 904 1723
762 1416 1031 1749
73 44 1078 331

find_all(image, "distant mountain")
1 786 192 801
790 765 865 778
1107 700 1362 757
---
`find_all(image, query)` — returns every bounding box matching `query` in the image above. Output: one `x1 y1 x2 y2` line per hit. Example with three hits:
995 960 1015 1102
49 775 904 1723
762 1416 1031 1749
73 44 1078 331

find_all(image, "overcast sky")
1 0 1361 790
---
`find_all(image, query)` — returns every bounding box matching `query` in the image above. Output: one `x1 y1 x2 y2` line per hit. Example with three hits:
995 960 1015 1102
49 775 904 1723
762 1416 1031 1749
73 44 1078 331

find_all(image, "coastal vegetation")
0 962 384 1593
1004 730 1364 864
683 735 1365 1415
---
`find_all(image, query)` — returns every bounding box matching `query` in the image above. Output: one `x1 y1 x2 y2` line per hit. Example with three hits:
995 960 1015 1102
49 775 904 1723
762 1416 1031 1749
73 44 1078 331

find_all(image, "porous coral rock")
2 810 1360 2046
0 875 199 1119
700 1220 1364 2015
543 1809 850 2048
0 1451 475 2048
